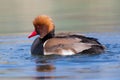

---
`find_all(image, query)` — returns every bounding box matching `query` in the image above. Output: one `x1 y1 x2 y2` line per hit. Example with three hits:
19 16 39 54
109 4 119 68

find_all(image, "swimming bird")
28 15 105 55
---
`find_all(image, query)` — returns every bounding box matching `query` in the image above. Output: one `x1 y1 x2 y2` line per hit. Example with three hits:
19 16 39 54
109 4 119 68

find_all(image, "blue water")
0 33 120 80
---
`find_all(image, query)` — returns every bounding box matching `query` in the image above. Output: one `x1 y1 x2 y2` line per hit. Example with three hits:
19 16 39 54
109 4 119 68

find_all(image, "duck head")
28 15 55 39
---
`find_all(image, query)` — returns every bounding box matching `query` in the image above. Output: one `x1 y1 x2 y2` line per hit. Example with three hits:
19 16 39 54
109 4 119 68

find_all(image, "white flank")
60 49 75 56
44 49 75 56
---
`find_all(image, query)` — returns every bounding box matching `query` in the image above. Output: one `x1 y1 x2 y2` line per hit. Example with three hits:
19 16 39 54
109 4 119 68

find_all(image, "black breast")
31 37 44 55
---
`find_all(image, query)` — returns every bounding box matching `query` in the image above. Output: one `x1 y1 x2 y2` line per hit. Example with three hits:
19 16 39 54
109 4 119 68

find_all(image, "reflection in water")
36 64 55 72
34 76 68 80
34 56 56 80
33 56 71 80
35 56 56 72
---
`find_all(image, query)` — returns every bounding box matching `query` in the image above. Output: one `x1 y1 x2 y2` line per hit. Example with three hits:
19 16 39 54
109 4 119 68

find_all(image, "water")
0 33 120 80
0 0 120 80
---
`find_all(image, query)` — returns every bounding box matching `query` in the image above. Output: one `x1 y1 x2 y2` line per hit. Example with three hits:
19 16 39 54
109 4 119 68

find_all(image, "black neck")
42 30 55 43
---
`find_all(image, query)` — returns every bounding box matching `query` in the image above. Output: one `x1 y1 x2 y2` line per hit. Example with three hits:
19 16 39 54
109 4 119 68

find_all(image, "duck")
28 15 105 56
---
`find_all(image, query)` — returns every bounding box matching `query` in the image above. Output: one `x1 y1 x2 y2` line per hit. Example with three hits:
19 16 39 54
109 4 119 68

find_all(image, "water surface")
0 33 120 80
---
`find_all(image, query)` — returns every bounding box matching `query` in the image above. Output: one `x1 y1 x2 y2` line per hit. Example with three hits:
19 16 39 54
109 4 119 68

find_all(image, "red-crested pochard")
28 15 105 55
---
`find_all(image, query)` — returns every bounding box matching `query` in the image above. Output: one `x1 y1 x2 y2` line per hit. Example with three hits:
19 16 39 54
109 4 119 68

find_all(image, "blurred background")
0 0 120 34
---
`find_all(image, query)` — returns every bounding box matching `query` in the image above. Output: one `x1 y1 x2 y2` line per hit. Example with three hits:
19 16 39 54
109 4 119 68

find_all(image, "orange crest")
33 15 55 33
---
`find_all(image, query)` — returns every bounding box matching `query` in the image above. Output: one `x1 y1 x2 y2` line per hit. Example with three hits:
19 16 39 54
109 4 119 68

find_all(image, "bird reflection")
32 55 68 80
32 56 57 80
36 64 55 72
35 55 57 72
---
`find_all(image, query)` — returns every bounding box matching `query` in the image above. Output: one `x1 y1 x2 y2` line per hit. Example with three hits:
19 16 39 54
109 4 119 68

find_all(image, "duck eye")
35 25 40 34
